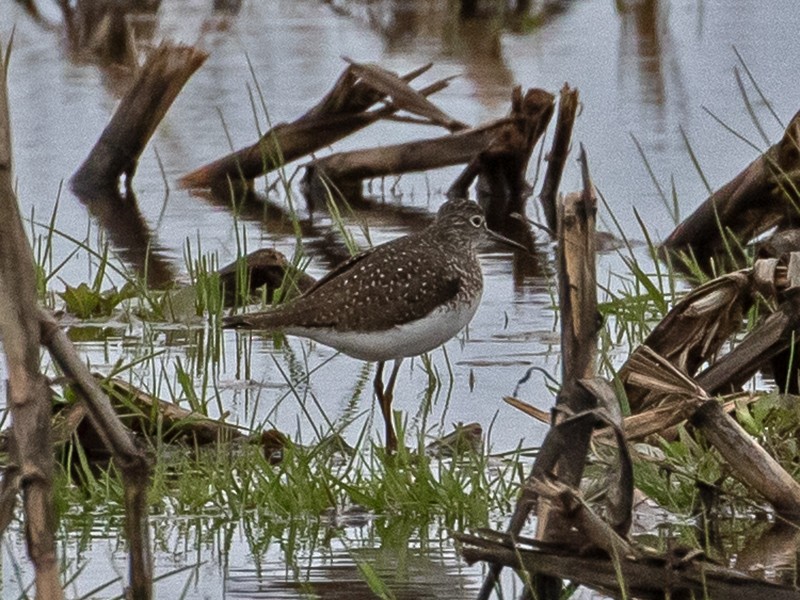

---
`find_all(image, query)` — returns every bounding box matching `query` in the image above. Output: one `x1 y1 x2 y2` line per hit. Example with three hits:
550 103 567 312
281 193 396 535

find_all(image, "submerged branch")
72 42 207 195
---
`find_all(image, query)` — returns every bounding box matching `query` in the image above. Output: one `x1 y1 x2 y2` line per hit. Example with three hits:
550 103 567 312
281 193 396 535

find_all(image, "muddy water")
2 0 800 597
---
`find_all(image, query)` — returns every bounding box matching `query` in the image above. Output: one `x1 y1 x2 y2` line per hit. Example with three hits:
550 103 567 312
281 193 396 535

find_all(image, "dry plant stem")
691 399 800 516
688 289 800 516
477 151 599 600
557 148 598 388
539 146 598 525
696 288 800 394
538 84 579 235
532 148 598 600
39 310 153 599
663 110 800 270
0 45 64 599
180 63 442 189
458 531 800 600
621 270 753 412
475 413 599 600
72 42 208 194
530 478 637 562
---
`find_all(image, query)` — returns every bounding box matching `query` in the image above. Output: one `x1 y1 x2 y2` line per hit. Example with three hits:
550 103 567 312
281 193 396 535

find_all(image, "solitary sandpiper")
224 198 522 452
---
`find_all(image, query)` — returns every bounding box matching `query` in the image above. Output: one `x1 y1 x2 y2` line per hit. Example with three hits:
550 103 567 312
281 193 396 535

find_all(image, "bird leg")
374 359 403 454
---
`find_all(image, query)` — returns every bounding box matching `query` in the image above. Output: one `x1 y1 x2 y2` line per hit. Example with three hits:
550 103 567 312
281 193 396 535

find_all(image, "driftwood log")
180 62 454 192
61 0 140 68
302 117 511 208
662 110 800 271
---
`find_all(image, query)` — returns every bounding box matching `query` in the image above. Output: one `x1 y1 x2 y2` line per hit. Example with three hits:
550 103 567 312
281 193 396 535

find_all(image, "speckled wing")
226 239 462 333
277 239 463 332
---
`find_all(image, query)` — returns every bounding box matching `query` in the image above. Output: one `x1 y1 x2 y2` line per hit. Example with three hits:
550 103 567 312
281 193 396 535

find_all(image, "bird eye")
469 215 484 228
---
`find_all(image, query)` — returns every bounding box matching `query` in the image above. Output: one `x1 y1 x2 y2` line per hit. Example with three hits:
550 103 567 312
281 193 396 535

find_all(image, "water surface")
2 0 799 596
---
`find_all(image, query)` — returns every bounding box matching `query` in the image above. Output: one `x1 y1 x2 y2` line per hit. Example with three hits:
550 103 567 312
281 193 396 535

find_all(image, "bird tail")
223 311 285 331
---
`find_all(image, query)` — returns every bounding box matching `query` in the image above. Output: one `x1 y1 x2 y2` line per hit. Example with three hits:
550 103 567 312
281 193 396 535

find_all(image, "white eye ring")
469 215 484 228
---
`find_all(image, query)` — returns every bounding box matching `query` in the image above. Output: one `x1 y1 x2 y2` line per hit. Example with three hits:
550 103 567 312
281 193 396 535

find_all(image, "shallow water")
2 0 800 596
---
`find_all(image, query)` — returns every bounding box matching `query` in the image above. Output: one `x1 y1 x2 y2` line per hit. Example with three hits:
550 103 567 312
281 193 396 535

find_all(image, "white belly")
286 295 481 362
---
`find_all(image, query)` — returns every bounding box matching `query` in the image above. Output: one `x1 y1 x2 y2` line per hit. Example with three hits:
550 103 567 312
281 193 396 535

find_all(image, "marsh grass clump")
52 416 525 548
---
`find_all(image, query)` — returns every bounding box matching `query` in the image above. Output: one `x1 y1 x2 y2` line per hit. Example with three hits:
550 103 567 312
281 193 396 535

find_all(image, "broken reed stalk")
690 286 800 516
72 42 208 195
662 109 800 271
476 146 599 600
691 399 800 515
532 144 599 599
39 310 153 599
621 270 753 412
0 41 153 599
538 84 579 234
0 39 65 600
620 270 800 515
179 62 445 190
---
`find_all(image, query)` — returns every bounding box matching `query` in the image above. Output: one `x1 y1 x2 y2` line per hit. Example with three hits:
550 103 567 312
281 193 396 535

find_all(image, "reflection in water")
339 0 516 107
442 16 514 108
616 0 688 137
227 517 480 599
618 0 666 109
76 189 178 289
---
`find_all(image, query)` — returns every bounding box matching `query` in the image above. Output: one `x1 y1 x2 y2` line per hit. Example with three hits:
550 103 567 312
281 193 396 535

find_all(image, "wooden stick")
72 42 207 194
0 40 65 599
477 147 599 600
459 530 800 600
538 84 579 234
39 309 153 599
303 118 510 194
531 146 598 599
691 399 800 516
